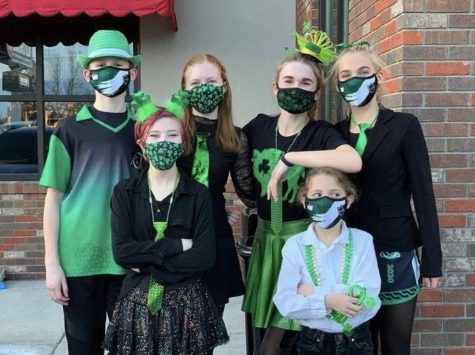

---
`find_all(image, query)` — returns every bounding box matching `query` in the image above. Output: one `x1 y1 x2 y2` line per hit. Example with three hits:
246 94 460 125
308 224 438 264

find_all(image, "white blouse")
273 221 382 333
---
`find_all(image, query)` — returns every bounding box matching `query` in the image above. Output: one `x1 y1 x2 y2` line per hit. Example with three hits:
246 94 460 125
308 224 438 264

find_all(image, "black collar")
132 167 196 200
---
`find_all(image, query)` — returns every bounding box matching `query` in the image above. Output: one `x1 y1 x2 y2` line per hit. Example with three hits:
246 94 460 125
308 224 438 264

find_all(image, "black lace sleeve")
230 130 256 208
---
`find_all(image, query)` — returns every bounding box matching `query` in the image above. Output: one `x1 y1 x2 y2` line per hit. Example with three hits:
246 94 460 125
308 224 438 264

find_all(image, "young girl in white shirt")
274 167 381 354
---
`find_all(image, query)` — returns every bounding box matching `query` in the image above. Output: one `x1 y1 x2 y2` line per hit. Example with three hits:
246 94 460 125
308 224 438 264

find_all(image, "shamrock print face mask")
277 87 316 114
187 83 224 114
143 141 184 170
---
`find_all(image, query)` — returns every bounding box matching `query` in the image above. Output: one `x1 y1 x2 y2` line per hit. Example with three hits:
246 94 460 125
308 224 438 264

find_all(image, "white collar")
298 221 349 249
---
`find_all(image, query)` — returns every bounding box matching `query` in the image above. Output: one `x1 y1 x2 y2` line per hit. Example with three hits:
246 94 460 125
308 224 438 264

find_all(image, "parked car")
0 123 53 173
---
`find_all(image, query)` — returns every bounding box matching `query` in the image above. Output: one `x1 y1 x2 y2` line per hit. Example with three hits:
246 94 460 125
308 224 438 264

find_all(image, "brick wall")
0 182 46 280
348 0 475 353
0 181 246 281
296 0 319 30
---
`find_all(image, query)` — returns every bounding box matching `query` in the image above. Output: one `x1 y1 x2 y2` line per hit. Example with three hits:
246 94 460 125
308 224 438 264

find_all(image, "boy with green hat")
40 29 141 355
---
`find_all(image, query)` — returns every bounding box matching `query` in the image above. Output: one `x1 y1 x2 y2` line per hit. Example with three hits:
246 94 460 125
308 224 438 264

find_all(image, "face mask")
277 87 316 114
89 66 130 97
143 141 184 171
305 196 347 229
187 83 224 114
337 74 378 107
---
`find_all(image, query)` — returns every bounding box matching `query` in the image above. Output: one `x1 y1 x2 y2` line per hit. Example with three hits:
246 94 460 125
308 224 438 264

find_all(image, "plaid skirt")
105 278 229 355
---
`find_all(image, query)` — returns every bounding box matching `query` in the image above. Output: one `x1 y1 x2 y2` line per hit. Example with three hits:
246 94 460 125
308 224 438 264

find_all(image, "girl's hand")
226 207 240 225
267 159 289 202
324 292 362 318
423 277 440 288
297 283 315 296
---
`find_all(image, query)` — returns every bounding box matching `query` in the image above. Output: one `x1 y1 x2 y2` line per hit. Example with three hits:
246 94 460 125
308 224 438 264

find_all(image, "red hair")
181 53 240 153
134 108 192 156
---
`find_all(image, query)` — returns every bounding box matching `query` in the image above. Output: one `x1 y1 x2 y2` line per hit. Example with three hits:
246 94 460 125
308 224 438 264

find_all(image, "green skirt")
242 217 311 330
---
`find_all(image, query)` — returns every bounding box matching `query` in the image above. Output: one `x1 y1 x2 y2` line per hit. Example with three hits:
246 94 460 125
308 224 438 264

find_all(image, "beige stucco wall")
140 0 295 127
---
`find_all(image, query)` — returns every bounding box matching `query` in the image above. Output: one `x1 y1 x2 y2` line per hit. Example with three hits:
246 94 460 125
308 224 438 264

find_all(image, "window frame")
0 16 140 181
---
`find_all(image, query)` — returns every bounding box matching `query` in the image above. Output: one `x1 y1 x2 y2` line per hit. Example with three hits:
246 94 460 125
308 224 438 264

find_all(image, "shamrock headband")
335 41 370 50
131 90 189 123
287 22 336 65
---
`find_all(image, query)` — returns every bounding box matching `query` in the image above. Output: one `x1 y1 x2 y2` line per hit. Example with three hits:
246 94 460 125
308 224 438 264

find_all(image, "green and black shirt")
40 105 140 277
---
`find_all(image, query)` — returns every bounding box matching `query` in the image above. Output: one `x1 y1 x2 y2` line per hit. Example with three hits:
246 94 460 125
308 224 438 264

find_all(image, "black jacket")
111 169 216 299
335 109 442 278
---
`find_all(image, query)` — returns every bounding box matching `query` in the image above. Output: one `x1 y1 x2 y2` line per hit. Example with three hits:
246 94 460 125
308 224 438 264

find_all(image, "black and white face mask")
89 66 130 97
304 196 347 229
337 74 378 107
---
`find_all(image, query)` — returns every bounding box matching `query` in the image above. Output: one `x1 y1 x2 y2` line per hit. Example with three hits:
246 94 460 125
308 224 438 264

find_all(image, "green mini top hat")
77 30 141 69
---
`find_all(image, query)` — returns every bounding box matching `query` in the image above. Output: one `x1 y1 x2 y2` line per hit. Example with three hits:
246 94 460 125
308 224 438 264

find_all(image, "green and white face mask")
337 74 378 107
187 83 224 114
89 66 130 97
305 196 347 229
143 141 184 171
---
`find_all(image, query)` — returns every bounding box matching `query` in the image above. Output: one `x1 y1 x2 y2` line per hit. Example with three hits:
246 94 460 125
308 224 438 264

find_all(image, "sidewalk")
0 280 246 355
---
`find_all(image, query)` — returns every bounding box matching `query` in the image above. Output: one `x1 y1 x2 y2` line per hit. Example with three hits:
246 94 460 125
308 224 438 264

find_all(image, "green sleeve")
39 135 71 192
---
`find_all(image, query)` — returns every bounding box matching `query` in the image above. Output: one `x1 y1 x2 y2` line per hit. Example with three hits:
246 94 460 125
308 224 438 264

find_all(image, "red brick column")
348 0 475 353
0 182 46 280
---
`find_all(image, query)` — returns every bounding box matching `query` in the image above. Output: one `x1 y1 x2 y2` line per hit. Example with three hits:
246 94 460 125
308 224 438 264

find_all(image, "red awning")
0 0 177 30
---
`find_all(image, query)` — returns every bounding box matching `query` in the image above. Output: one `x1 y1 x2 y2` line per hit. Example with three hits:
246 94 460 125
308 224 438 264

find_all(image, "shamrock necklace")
304 228 354 286
270 119 305 235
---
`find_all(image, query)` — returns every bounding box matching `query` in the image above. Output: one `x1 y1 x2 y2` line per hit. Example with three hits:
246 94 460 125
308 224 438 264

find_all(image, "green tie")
191 132 210 187
351 113 378 156
147 221 167 315
271 185 283 235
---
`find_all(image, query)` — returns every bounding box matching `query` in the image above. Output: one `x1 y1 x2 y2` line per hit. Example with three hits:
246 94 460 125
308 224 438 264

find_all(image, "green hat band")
88 48 133 59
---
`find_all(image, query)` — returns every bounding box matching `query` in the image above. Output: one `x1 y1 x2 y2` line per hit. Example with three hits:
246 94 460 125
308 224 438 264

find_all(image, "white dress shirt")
273 221 381 333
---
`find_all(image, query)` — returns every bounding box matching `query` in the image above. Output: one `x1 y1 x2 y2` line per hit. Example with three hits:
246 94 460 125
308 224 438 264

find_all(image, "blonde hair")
275 53 325 120
329 45 386 111
181 54 240 154
298 167 359 202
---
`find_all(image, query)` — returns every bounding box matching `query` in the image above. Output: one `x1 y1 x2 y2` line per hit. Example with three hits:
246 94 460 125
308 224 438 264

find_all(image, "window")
0 15 139 180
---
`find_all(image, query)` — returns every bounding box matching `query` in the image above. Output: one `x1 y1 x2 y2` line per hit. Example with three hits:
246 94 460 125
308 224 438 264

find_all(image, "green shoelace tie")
271 185 283 235
191 132 210 187
146 174 178 315
351 113 378 156
147 221 168 315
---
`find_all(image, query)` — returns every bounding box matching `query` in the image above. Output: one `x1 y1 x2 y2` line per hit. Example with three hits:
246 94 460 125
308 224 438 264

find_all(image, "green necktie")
191 132 210 187
271 185 283 235
351 113 378 156
147 221 168 315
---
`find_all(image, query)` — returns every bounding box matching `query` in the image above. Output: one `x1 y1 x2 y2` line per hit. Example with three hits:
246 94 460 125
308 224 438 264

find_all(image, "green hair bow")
165 89 189 119
130 91 158 123
131 90 189 122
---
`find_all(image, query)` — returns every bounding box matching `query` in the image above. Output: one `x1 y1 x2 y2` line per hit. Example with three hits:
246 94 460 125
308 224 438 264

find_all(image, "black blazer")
111 169 216 299
335 109 442 278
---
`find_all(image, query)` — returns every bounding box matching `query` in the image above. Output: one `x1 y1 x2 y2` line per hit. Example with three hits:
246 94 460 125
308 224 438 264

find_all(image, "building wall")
140 0 296 127
0 2 295 279
348 0 475 353
0 183 45 280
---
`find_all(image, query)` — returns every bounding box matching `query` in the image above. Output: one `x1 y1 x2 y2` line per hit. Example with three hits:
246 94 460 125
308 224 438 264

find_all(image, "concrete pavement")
0 280 246 355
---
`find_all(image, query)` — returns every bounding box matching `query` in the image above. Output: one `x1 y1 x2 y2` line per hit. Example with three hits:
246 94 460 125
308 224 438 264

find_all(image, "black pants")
63 274 124 355
297 322 373 355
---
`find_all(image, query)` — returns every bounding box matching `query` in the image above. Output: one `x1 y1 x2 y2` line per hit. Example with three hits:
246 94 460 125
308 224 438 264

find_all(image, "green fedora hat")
77 30 141 68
